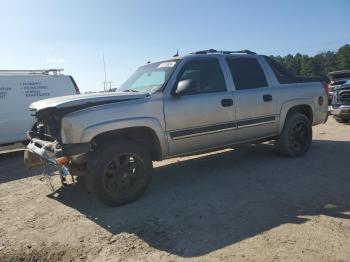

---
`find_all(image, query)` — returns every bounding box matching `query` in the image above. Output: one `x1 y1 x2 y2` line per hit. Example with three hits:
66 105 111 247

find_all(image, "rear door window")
226 58 268 90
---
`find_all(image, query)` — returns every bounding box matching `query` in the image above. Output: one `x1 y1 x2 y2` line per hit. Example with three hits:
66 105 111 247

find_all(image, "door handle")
263 94 272 102
221 98 233 107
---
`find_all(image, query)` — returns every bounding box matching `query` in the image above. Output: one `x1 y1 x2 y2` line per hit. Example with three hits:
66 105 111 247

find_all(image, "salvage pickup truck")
24 50 328 206
329 70 350 123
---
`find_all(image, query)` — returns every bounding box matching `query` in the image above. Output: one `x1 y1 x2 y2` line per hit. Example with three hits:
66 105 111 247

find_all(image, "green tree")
270 44 349 80
284 54 300 75
335 44 350 70
300 55 316 76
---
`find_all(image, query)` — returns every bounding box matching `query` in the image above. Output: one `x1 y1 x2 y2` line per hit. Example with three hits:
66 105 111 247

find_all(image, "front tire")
276 113 312 157
87 141 152 206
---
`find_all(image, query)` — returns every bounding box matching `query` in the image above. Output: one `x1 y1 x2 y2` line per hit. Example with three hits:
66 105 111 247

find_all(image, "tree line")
271 44 350 81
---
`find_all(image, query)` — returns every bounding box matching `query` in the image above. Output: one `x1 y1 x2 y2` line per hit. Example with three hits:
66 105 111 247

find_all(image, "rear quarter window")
264 56 296 84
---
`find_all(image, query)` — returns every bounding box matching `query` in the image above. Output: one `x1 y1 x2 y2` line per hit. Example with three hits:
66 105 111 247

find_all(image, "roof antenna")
173 49 179 57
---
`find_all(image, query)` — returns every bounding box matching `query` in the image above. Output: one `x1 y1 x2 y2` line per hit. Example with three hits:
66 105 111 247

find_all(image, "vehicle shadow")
0 151 40 184
48 139 350 257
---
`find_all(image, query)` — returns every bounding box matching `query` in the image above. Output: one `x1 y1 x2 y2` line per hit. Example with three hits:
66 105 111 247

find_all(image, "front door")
163 58 236 156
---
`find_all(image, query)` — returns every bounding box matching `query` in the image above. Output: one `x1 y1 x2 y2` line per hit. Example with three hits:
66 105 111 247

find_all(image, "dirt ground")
0 117 349 262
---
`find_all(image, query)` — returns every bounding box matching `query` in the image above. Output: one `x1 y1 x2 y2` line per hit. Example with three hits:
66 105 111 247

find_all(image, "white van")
0 69 80 146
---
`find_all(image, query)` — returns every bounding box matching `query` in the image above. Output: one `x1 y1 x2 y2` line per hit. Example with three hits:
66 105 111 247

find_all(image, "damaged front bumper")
25 139 59 167
24 138 71 180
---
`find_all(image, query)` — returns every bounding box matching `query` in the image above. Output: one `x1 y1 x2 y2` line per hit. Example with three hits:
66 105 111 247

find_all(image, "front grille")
35 110 61 141
37 119 58 141
339 90 350 102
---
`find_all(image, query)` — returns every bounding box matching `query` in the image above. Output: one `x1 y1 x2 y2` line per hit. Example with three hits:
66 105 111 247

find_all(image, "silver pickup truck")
24 50 328 206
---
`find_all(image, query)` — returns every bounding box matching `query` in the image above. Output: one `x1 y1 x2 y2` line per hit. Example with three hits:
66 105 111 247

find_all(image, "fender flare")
278 99 315 133
80 117 168 158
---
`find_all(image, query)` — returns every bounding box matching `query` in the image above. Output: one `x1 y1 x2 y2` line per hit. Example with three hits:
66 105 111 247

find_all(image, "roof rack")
191 49 218 55
223 50 256 55
190 49 256 55
0 69 64 75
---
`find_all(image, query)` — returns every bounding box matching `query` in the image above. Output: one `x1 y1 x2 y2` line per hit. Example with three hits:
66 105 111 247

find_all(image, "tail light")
69 76 81 94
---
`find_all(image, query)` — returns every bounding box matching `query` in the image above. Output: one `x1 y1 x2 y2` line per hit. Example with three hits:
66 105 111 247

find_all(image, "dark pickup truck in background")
329 70 350 123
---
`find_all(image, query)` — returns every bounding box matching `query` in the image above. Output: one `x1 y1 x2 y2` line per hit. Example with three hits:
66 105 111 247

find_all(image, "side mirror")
172 79 195 96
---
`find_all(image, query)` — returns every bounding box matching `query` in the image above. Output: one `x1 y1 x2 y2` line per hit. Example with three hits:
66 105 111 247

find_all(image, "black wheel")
277 113 312 157
87 141 152 206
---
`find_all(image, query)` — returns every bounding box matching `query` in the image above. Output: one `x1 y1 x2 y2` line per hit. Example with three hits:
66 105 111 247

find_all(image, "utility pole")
106 81 112 91
102 53 107 91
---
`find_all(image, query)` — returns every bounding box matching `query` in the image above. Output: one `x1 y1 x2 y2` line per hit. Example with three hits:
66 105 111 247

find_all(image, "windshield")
118 59 179 93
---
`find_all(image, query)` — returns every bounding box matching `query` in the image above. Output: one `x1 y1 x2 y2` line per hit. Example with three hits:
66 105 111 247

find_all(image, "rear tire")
276 113 312 157
87 140 152 206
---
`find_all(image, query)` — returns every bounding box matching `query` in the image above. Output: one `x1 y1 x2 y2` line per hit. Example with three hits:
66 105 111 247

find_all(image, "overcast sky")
1 0 349 92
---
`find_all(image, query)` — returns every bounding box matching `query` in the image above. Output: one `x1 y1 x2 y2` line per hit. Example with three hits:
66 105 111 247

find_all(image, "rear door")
225 57 279 141
163 57 236 156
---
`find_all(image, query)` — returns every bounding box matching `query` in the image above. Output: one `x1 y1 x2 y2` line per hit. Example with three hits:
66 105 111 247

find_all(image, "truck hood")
330 80 350 91
30 92 149 112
